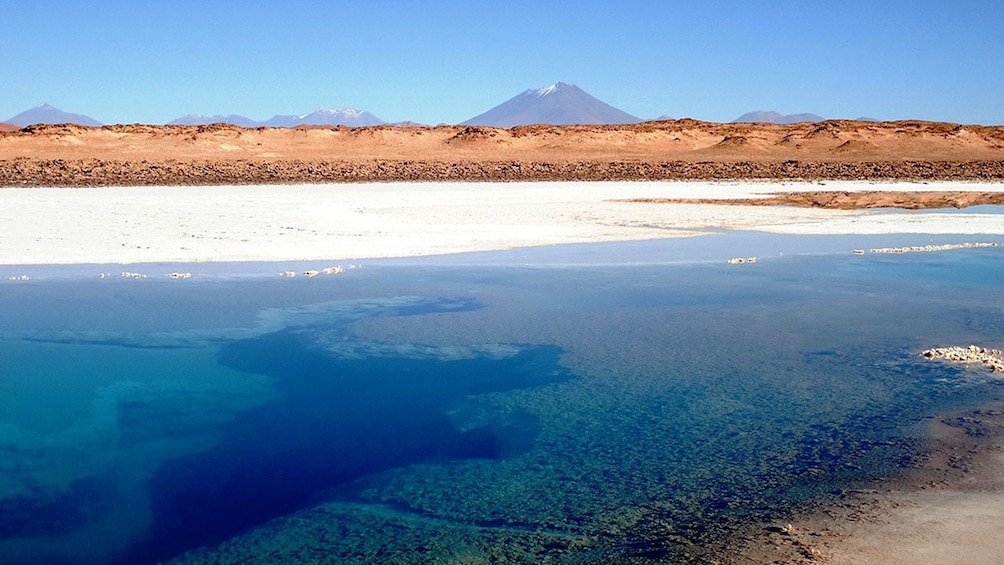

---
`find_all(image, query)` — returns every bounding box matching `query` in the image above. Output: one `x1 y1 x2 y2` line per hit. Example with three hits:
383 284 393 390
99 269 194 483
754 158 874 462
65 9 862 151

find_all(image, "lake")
1 232 1002 564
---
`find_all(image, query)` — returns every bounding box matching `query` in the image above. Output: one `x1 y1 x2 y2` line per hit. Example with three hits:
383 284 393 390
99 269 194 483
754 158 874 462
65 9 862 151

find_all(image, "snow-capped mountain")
462 82 641 127
731 111 824 124
260 108 385 128
167 114 260 127
165 108 386 128
5 104 102 127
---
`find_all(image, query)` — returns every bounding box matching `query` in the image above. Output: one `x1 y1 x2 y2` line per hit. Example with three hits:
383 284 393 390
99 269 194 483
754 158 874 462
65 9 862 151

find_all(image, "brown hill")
1 120 1003 185
0 123 20 133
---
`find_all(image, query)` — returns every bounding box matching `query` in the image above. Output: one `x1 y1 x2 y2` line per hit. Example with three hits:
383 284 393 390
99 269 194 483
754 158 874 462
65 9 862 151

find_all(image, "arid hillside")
2 119 1003 185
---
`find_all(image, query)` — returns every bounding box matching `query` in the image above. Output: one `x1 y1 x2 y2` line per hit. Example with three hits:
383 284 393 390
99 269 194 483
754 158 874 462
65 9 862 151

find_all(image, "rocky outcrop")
870 242 998 254
921 345 1004 373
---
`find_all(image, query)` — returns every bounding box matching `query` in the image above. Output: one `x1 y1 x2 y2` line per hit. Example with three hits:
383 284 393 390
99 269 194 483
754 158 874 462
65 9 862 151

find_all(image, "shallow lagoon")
1 233 1003 564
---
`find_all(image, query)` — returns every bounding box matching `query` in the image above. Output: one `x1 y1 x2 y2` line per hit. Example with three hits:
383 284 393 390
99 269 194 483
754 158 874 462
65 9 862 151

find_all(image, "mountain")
166 108 385 128
731 111 824 124
6 104 102 127
167 114 259 127
260 108 385 128
462 82 641 127
389 121 426 128
0 123 19 132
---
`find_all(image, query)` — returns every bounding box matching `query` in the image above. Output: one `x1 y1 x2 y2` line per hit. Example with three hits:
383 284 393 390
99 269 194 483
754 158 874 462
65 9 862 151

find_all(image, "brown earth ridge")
619 191 1004 210
1 119 1003 186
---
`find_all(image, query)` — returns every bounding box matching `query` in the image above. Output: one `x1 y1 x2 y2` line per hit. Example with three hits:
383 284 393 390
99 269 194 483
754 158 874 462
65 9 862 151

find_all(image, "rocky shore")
2 158 1004 187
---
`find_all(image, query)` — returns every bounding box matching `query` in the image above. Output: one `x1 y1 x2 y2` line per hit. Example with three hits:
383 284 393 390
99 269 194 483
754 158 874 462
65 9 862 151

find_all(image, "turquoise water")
1 234 1002 564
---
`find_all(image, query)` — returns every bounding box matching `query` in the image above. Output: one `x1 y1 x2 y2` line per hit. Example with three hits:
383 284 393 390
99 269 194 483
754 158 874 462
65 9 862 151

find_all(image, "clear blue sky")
2 1 1002 125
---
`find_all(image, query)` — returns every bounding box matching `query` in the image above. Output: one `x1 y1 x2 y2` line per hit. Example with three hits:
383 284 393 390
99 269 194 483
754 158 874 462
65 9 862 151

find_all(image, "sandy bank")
719 398 1004 565
1 181 1003 266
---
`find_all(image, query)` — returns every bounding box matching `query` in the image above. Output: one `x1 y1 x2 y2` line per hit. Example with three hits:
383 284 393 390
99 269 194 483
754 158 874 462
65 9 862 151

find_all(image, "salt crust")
1 181 1002 266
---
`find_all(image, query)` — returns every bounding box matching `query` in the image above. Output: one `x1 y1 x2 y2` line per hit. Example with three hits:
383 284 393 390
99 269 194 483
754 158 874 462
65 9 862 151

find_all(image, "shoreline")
715 392 1004 564
3 232 1001 283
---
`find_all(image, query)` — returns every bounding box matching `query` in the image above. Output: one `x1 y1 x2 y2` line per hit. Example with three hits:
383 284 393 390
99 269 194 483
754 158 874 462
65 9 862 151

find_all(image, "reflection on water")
0 236 1002 564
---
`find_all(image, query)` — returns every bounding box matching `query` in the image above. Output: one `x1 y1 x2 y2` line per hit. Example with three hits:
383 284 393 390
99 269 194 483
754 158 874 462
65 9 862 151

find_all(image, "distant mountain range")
4 99 884 130
167 114 261 128
2 104 386 129
5 103 102 127
731 111 825 124
173 83 641 128
168 108 386 127
731 111 880 124
462 82 641 127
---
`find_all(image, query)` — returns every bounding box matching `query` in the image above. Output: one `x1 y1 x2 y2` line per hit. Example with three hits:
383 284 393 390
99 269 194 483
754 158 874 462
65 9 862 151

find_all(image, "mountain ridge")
167 114 260 127
732 111 825 124
259 108 385 128
168 108 386 128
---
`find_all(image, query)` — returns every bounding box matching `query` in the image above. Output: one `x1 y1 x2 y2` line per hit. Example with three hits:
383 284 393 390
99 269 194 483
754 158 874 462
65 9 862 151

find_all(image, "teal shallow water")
0 233 1002 563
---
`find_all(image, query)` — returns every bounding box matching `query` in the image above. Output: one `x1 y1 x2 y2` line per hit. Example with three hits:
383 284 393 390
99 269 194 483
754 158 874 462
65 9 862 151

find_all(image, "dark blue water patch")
119 328 571 564
0 475 116 538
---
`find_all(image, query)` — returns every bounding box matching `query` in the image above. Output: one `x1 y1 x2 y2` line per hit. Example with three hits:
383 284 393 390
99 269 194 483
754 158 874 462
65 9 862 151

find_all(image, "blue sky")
2 1 1002 125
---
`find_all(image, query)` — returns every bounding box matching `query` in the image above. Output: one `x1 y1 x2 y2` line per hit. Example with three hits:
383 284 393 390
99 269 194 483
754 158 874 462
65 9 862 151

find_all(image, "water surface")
1 233 1002 563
